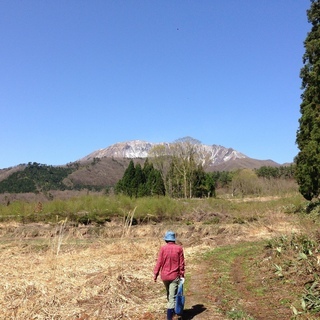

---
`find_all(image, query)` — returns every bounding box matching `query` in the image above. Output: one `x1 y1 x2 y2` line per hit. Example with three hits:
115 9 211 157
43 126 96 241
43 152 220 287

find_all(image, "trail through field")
149 213 300 320
143 244 228 320
181 259 227 320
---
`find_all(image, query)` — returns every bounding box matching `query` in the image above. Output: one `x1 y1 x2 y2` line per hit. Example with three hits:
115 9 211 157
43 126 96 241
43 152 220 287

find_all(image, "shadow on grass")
180 304 206 319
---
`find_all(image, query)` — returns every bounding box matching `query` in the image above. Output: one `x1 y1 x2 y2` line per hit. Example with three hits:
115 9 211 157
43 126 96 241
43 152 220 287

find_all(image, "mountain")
80 139 282 171
80 139 253 167
82 140 156 160
0 140 283 198
73 139 282 189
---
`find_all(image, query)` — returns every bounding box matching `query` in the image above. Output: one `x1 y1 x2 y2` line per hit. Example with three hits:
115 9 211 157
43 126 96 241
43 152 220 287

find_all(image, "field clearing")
0 205 303 320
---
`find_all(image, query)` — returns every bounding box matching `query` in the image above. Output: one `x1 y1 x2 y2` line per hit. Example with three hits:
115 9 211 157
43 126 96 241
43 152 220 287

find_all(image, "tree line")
115 160 296 199
115 158 216 198
115 137 296 199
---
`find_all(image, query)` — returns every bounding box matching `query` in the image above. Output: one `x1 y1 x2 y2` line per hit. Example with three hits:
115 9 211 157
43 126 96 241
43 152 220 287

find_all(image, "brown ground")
0 211 307 320
181 259 226 320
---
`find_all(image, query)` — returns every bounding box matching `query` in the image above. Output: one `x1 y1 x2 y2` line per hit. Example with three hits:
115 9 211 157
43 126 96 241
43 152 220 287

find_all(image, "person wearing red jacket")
154 231 185 320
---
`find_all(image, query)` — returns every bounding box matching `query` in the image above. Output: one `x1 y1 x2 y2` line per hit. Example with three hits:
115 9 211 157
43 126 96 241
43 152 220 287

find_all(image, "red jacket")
154 242 185 281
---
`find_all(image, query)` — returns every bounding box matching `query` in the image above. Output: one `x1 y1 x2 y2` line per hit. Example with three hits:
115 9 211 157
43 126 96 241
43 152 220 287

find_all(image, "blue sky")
1 1 311 168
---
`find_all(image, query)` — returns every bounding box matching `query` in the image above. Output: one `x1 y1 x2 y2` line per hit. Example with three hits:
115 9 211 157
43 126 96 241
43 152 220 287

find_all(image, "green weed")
227 308 255 320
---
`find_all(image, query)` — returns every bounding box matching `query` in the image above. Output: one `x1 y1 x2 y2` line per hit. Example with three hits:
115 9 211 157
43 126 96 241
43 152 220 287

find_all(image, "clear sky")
1 1 311 168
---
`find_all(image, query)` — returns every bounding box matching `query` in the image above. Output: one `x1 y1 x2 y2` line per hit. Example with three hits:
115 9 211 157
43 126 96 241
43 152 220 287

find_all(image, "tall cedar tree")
296 0 320 200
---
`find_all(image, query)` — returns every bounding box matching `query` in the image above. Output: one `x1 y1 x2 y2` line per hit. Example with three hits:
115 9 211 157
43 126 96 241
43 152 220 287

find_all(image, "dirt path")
182 260 227 320
174 216 300 320
143 244 228 320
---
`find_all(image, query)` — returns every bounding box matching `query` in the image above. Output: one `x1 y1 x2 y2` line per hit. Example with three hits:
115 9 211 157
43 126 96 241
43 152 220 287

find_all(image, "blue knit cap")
164 230 176 242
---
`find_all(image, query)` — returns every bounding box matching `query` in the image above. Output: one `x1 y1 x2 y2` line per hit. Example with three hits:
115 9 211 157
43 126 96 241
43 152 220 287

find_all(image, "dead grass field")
0 204 304 320
0 226 166 320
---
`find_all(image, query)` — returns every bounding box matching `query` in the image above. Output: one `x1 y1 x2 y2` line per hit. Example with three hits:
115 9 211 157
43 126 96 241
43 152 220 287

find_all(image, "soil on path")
181 258 228 320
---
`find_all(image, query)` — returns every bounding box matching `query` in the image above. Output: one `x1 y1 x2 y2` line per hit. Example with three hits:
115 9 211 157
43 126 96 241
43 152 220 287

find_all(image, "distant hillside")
0 158 145 195
207 158 281 172
0 165 27 182
65 158 145 188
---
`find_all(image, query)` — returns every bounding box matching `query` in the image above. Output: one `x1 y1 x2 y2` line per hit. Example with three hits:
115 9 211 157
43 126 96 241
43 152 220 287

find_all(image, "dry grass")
0 233 167 320
0 213 301 319
0 194 312 320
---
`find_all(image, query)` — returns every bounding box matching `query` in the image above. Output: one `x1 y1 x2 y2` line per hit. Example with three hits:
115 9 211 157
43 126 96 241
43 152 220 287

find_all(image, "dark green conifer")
296 0 320 200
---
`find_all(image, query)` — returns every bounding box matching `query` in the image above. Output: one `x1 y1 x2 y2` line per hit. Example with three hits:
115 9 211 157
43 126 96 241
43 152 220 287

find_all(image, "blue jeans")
163 278 179 309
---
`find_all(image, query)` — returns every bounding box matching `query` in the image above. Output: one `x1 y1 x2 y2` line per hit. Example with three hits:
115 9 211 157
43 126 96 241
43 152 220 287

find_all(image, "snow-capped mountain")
81 140 248 167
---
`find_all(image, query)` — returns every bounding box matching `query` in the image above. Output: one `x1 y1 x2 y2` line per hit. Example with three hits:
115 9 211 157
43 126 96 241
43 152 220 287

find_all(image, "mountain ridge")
0 139 286 197
79 139 285 169
80 139 251 166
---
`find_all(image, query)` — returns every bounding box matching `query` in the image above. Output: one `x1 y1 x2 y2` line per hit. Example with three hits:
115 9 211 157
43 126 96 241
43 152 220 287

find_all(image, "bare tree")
149 137 211 198
148 144 171 196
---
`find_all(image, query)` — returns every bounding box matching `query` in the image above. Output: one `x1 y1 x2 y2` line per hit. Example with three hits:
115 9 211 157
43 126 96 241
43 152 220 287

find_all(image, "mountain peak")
80 140 248 167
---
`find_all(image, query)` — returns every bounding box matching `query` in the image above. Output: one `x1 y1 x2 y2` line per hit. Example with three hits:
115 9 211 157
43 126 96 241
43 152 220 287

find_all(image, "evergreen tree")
296 0 320 200
142 159 154 196
115 159 165 197
152 170 166 196
134 163 146 197
279 164 296 179
120 160 136 197
192 168 216 198
255 166 279 179
204 173 216 198
142 158 154 179
192 166 207 198
146 168 165 196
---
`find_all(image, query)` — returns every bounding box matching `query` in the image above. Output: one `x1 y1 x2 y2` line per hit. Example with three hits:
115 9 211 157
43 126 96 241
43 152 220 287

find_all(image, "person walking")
154 230 185 320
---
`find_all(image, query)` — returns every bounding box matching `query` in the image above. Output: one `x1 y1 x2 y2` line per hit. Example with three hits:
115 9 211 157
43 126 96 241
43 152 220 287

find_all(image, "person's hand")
154 277 157 282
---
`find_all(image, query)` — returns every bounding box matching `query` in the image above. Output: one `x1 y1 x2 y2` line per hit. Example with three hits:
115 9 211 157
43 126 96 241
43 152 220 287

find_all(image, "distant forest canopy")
0 161 296 197
0 162 103 194
0 162 76 194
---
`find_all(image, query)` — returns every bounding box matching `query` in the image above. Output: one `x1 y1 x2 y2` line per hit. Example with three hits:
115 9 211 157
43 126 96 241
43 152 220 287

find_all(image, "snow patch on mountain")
81 140 248 166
